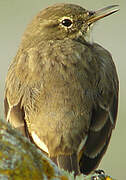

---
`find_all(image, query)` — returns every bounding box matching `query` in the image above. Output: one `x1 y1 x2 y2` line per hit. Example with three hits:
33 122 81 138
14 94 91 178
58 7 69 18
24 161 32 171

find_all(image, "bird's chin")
75 28 93 44
84 27 94 44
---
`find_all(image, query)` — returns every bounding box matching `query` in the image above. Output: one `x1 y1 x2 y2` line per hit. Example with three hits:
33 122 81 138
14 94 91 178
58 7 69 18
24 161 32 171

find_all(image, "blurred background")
0 0 125 179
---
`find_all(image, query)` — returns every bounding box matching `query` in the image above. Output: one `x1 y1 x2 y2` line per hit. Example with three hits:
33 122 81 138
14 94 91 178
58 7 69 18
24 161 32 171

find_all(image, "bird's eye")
61 19 72 27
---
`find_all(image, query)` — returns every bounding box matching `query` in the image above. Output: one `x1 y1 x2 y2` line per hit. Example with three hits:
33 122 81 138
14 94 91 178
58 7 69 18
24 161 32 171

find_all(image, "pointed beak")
87 5 119 25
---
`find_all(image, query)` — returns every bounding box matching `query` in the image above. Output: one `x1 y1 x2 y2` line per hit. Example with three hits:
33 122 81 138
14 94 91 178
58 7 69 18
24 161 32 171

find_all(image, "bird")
4 3 119 175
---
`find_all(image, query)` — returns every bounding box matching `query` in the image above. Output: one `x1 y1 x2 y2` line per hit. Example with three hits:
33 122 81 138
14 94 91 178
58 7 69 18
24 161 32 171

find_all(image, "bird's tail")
51 153 79 175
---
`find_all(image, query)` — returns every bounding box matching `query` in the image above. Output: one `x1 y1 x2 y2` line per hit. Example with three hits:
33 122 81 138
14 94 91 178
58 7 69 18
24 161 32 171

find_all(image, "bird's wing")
79 43 119 174
4 47 43 137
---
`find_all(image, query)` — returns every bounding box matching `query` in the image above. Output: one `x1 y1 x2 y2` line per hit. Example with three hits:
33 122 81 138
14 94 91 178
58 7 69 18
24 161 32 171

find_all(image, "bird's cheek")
81 23 89 34
48 27 67 40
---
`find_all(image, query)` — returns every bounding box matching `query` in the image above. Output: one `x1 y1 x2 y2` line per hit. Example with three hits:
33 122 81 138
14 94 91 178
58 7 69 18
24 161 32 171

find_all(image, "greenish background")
0 0 125 179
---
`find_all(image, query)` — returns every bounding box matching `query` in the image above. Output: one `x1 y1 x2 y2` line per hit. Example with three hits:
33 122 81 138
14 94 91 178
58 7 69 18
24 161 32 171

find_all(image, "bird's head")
22 3 119 46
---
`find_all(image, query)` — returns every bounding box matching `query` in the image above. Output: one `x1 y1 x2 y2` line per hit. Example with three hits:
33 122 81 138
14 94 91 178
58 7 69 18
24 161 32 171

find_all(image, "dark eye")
61 19 72 27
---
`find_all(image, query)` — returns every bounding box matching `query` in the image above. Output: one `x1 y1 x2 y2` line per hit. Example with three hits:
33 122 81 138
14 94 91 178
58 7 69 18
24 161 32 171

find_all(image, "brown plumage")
4 3 119 175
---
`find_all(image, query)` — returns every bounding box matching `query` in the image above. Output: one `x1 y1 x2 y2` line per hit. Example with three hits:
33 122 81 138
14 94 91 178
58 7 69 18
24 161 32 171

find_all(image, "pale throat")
84 25 94 44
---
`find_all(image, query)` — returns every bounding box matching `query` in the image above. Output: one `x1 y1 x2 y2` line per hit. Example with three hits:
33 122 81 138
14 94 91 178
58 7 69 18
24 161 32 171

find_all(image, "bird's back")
4 38 119 174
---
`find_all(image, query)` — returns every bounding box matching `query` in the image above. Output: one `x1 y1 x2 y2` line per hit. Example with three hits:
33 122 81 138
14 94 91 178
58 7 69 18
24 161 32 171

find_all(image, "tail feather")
54 153 79 175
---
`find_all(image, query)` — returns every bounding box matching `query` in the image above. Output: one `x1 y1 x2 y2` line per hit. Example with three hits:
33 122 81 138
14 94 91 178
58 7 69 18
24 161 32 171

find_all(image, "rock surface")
0 119 116 180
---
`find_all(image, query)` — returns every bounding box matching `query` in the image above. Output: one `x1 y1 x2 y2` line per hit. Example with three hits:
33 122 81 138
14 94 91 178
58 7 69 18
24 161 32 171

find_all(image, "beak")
87 5 119 25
